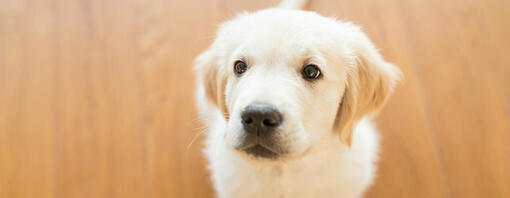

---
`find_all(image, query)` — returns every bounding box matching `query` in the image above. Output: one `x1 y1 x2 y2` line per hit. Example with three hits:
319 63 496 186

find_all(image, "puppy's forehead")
218 9 344 62
239 38 309 64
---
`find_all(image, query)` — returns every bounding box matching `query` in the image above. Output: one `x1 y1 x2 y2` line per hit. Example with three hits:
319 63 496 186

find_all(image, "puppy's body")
195 2 401 197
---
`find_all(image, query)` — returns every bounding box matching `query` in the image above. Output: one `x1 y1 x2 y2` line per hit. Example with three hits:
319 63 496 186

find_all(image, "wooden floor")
1 0 509 197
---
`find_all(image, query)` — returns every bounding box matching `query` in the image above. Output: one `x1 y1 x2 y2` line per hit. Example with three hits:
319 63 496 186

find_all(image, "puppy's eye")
234 60 248 75
302 64 321 80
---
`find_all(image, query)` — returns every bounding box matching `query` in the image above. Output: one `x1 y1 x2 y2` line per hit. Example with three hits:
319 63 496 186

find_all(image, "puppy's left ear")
194 49 229 120
335 36 403 146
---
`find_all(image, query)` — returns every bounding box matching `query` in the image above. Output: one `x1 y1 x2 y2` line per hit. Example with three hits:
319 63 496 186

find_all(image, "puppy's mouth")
243 144 280 159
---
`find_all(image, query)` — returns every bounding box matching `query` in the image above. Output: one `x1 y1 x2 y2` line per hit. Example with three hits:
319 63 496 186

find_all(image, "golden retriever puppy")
194 0 402 197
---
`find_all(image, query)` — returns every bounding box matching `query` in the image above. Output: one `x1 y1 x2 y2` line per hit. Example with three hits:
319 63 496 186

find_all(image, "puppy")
194 0 402 197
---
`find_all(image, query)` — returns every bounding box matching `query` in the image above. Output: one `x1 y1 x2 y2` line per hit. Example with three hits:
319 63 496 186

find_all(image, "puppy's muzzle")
239 103 283 159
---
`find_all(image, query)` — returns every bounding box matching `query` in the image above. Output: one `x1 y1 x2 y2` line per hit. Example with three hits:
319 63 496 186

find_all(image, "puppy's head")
195 9 401 161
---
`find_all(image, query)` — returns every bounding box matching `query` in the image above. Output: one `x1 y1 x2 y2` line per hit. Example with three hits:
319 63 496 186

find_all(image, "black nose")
241 103 282 136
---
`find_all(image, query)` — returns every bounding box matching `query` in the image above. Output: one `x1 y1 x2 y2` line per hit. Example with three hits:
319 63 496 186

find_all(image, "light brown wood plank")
137 0 220 197
397 0 510 197
0 0 57 197
52 0 146 197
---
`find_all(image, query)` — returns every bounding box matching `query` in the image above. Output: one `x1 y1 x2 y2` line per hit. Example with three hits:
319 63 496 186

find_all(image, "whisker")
187 129 207 150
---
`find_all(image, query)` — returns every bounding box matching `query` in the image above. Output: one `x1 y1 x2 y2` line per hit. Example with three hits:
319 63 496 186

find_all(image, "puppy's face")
224 40 343 160
196 9 401 161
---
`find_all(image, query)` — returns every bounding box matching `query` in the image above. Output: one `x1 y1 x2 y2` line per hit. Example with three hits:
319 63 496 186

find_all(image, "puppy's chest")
228 159 359 198
280 166 349 198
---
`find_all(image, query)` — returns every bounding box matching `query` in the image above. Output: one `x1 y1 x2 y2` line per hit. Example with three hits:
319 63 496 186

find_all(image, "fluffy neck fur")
204 116 379 198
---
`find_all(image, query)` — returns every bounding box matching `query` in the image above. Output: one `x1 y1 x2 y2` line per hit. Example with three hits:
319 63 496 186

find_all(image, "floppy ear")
334 41 402 146
194 49 229 120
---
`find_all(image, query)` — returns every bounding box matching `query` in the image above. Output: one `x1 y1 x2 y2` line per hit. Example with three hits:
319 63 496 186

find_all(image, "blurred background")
1 0 509 197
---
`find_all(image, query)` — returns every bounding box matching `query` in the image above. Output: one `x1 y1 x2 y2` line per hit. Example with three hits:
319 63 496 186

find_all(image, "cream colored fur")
194 1 402 197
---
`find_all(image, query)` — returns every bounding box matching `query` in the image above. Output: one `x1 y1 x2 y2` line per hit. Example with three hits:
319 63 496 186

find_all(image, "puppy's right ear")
194 49 229 120
333 30 402 146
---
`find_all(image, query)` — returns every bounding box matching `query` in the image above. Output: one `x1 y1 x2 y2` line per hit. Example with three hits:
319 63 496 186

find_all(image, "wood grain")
0 0 509 197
